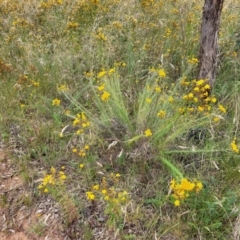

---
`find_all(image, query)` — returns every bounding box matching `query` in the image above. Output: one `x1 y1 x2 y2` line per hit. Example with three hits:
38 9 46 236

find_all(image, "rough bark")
198 0 224 88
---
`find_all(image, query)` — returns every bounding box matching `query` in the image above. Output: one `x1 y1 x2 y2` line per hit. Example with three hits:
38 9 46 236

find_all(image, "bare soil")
0 149 65 240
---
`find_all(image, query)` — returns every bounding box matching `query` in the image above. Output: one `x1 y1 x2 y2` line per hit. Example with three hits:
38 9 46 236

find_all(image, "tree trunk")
198 0 224 89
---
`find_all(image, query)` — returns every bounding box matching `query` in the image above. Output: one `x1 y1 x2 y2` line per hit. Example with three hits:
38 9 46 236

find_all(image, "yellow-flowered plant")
86 173 129 217
52 98 61 106
101 91 111 101
38 167 67 193
231 138 239 153
170 178 203 206
144 128 152 137
180 78 227 115
72 112 91 135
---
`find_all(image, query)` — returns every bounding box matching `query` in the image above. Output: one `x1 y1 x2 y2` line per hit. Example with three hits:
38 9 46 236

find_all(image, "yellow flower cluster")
72 144 90 157
95 28 107 41
149 67 166 78
187 57 199 64
66 21 79 29
86 173 128 208
97 83 111 102
113 61 126 67
97 67 116 79
72 112 90 134
181 79 225 115
170 178 203 206
144 128 152 137
231 138 239 153
157 110 166 118
40 0 63 9
52 98 61 106
38 167 66 193
57 84 69 91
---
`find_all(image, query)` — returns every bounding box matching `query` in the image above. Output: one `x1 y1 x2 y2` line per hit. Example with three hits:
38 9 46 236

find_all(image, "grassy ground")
1 0 240 239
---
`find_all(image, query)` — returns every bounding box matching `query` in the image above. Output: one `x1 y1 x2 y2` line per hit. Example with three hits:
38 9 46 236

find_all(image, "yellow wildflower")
231 138 239 153
157 110 166 118
51 167 56 175
52 98 60 106
108 68 115 75
155 86 161 92
97 84 105 91
188 93 194 99
179 178 195 191
218 104 226 113
58 171 66 181
213 117 220 122
211 97 217 103
178 108 185 114
72 148 77 153
101 91 110 101
32 81 40 87
97 69 107 79
195 181 203 193
188 57 199 64
104 196 110 201
204 84 210 90
78 150 86 157
193 87 200 92
79 163 84 169
196 79 205 86
158 69 166 78
93 185 99 190
168 96 174 103
174 199 180 206
84 71 93 77
197 106 204 112
146 98 152 103
76 129 83 135
102 189 107 195
144 128 152 137
57 84 68 91
86 191 95 200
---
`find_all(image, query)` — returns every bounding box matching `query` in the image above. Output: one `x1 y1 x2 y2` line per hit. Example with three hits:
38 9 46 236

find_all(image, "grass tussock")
1 0 240 239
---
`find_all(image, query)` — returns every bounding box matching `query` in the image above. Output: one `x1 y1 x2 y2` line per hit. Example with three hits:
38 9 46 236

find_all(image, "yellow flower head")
196 79 205 86
231 138 239 153
218 104 226 113
158 69 166 78
174 199 180 206
188 57 199 64
86 191 95 200
52 98 60 106
97 69 107 79
102 189 107 195
155 86 161 92
146 98 152 103
144 128 152 137
93 184 99 190
57 84 68 91
157 110 166 118
79 163 84 169
195 181 203 193
97 84 105 91
101 91 110 101
179 178 195 191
